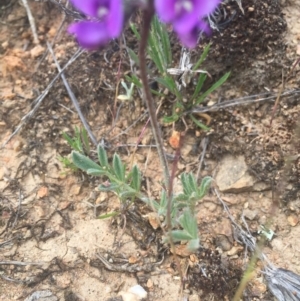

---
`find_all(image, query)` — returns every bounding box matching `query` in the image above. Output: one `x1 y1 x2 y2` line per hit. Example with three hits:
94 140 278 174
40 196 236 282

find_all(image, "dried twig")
187 89 300 114
21 0 39 44
0 261 44 266
47 42 98 145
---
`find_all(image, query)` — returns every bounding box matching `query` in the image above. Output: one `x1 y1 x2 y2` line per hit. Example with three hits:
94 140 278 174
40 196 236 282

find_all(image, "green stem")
138 1 170 187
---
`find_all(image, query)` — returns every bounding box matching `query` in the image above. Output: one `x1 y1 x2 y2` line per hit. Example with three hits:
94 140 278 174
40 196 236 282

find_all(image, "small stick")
47 42 98 146
0 261 45 266
188 89 300 114
21 0 39 44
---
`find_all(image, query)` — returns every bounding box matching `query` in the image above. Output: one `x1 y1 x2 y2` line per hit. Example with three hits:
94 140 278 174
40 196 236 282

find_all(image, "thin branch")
47 42 98 146
138 2 170 186
21 0 39 44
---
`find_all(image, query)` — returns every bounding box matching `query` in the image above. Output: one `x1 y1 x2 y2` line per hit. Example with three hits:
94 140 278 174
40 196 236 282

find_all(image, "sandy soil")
0 1 300 300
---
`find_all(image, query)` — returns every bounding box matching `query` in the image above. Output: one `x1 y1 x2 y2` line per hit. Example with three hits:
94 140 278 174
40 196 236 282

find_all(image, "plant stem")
138 1 170 187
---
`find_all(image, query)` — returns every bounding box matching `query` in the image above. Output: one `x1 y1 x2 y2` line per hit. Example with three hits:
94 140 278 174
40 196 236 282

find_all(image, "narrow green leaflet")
191 73 207 102
86 168 107 176
187 238 200 251
170 230 193 242
72 151 101 172
178 209 198 239
130 165 141 191
112 153 125 181
189 114 210 131
99 211 119 219
195 72 230 105
192 44 210 71
97 145 109 168
198 176 212 199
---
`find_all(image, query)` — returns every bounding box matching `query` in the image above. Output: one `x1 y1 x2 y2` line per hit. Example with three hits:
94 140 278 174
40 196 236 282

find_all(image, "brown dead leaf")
169 131 181 149
37 186 49 198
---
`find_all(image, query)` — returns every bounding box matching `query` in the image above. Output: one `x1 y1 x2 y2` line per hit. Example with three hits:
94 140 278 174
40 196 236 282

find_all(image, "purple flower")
68 0 124 49
154 0 221 48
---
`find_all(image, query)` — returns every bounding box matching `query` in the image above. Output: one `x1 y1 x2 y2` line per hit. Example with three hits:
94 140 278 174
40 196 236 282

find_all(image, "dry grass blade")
265 267 300 301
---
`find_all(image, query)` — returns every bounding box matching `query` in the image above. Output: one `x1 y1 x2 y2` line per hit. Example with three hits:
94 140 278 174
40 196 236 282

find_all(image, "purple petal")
197 0 222 17
176 20 211 48
106 0 123 37
154 0 177 23
173 0 220 35
70 0 103 17
68 21 109 49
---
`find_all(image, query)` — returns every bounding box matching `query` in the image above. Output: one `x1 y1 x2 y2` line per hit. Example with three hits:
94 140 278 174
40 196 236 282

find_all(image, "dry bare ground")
0 0 300 300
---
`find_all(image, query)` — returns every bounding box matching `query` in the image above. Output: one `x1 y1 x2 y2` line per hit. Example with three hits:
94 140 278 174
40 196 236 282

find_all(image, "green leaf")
130 23 140 39
197 176 212 199
162 114 179 124
181 173 193 195
71 151 101 172
189 114 210 131
98 182 119 192
97 145 109 168
99 211 119 219
187 238 200 251
187 173 198 193
191 73 207 102
126 47 140 66
170 230 193 242
157 190 168 215
195 72 230 105
81 128 90 155
192 44 210 71
155 76 181 100
125 74 142 88
178 209 198 239
112 153 125 181
131 165 141 191
86 168 107 176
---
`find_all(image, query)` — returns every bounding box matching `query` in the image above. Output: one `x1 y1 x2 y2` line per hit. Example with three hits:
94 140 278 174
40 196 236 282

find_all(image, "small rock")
214 218 233 239
251 279 267 295
37 186 48 199
227 245 243 256
243 208 258 221
146 278 153 289
24 290 57 301
128 285 147 299
215 234 232 251
287 214 299 226
119 292 138 301
70 184 81 196
215 155 256 193
147 212 160 230
203 201 217 212
30 45 45 58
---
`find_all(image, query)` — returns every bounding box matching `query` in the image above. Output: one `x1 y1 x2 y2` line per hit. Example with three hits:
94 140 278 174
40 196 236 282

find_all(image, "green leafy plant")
72 145 145 218
128 17 230 130
58 127 90 171
71 145 211 250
